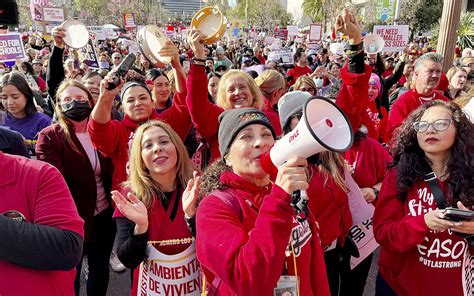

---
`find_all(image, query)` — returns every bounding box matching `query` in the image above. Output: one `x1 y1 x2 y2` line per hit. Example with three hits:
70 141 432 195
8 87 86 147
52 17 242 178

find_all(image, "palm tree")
301 0 324 22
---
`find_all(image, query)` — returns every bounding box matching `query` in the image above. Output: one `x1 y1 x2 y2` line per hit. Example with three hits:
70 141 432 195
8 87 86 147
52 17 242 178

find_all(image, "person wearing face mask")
36 79 115 296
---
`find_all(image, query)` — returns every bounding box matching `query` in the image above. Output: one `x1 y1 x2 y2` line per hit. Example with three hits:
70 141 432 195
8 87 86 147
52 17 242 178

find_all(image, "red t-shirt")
374 169 472 296
287 65 312 86
0 152 84 296
361 101 389 143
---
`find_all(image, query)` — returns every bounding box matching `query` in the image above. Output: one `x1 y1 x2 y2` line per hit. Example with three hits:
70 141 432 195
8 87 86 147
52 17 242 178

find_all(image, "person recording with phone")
374 100 473 296
87 40 192 191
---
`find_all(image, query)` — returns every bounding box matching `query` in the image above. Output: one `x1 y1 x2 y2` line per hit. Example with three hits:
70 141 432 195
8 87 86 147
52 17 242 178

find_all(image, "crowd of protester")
0 7 473 296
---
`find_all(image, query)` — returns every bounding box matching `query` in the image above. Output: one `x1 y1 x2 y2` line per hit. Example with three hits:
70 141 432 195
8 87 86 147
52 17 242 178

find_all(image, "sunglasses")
413 119 452 133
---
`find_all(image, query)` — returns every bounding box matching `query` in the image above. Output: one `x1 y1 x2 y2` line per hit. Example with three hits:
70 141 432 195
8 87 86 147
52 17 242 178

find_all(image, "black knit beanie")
218 108 276 159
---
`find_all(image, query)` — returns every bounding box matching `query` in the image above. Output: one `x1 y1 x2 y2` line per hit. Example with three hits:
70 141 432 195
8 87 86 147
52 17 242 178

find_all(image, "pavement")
80 249 379 296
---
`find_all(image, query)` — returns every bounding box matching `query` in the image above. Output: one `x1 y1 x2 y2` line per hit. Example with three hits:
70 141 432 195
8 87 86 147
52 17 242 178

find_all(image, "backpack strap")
204 190 242 296
424 172 448 209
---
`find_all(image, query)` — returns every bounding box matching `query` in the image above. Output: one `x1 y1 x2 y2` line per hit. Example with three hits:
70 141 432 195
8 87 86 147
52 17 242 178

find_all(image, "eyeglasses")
413 119 452 133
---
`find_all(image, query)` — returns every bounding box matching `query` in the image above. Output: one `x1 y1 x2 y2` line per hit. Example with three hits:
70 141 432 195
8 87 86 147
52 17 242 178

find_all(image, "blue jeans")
375 273 397 296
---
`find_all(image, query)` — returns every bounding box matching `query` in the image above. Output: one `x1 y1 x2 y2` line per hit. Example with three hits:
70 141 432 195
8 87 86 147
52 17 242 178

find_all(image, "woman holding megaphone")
196 108 330 295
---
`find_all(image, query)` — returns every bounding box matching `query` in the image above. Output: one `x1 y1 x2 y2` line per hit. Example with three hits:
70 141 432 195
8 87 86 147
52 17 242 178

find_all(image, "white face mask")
314 78 324 88
99 61 109 69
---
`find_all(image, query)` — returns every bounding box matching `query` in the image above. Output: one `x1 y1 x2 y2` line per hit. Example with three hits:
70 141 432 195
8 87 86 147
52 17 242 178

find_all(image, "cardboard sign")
309 23 323 42
373 25 409 52
0 33 26 62
267 49 293 64
42 7 65 23
287 25 298 37
78 38 99 68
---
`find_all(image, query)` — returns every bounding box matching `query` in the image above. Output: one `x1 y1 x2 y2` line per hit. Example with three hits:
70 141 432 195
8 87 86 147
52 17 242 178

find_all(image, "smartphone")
443 208 474 222
106 53 136 90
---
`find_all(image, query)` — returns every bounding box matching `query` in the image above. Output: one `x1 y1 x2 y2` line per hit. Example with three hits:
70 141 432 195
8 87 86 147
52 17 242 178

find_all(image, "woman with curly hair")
374 100 474 296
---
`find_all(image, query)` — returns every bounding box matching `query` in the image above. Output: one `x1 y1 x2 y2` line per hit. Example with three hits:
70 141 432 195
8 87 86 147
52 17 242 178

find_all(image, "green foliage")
229 0 292 30
430 12 474 51
302 0 324 22
398 0 443 39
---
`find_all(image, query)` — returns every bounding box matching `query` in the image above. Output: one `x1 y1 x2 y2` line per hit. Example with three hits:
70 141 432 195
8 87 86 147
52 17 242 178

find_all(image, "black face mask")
62 100 92 122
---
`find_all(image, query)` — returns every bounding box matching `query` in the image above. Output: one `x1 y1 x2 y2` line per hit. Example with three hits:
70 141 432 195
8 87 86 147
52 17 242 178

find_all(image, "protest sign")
264 36 275 45
349 217 380 269
123 13 136 30
88 26 106 40
373 25 409 52
267 49 293 64
78 37 99 68
287 25 298 37
137 242 200 295
0 33 26 62
42 7 65 23
30 0 49 21
375 0 398 22
345 169 375 226
309 23 323 42
274 28 288 40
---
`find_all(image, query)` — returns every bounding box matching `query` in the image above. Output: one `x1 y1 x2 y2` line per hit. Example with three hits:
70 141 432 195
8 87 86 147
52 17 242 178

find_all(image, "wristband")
192 57 206 62
346 42 363 51
191 59 205 66
372 187 380 199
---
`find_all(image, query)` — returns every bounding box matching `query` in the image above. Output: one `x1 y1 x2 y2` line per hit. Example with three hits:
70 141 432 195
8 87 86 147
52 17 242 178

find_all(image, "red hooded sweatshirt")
374 169 472 296
88 91 192 190
196 171 330 296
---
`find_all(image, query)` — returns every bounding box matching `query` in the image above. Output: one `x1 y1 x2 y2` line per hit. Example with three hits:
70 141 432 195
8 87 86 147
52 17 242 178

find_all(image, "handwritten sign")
0 34 26 62
373 25 409 52
42 7 65 23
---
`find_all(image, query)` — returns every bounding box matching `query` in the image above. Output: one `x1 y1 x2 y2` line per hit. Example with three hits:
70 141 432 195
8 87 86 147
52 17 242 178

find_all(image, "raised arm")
185 29 224 141
46 26 66 99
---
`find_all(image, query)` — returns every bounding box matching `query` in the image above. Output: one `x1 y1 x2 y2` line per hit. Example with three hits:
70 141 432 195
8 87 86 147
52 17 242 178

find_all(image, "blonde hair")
166 69 176 96
254 69 285 98
316 152 348 193
54 79 95 155
216 70 264 110
446 66 468 82
125 121 194 207
294 75 317 92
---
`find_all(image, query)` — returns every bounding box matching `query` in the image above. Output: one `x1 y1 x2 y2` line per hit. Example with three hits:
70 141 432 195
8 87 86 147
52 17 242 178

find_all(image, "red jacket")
374 169 472 296
196 171 330 296
186 64 282 162
387 89 448 143
335 64 372 134
262 99 282 136
88 92 192 190
307 165 352 248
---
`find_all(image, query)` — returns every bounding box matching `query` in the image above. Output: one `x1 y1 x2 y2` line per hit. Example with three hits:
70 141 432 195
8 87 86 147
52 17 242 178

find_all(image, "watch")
372 187 380 199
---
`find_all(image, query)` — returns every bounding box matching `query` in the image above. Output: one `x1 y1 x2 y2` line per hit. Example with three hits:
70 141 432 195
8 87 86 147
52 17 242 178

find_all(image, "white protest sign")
88 26 106 40
373 25 409 52
345 169 375 226
137 242 200 295
42 7 65 23
267 49 293 64
104 28 115 39
349 217 380 269
181 29 189 40
309 23 322 42
287 25 299 37
264 36 275 45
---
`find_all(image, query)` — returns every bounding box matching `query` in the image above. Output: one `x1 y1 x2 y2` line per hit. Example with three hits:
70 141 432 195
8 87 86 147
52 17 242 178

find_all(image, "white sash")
137 241 201 296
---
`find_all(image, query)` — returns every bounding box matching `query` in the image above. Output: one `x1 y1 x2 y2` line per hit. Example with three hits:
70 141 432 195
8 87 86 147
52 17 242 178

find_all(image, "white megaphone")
363 33 384 57
261 96 353 216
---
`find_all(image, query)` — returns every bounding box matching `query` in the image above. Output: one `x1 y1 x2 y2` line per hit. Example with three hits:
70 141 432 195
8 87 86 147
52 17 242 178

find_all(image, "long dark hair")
0 72 37 117
198 160 230 203
391 100 473 206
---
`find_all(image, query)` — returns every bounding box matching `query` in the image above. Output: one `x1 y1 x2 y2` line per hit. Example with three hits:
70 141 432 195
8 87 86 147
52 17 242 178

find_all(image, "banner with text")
0 34 26 62
373 25 409 52
42 7 65 23
137 242 200 296
267 49 293 64
375 0 398 22
309 23 323 42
